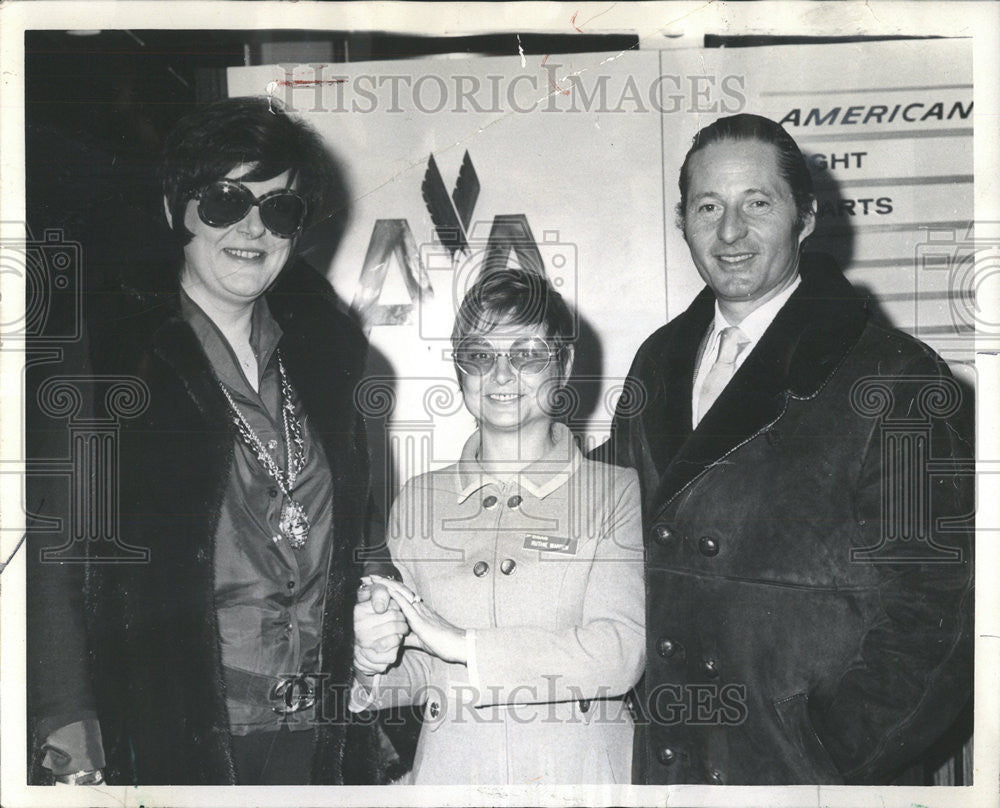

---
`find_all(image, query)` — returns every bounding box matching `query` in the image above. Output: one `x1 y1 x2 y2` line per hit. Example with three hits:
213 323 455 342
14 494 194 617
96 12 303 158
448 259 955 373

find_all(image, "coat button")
428 701 441 719
653 525 673 545
500 558 517 575
483 495 498 508
703 658 720 679
268 487 279 498
656 637 678 658
657 747 676 766
708 768 724 785
698 536 719 557
473 561 490 577
507 495 522 508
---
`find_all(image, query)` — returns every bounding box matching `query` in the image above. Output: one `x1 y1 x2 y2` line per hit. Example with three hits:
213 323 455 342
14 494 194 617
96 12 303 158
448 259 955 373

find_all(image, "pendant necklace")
218 350 310 549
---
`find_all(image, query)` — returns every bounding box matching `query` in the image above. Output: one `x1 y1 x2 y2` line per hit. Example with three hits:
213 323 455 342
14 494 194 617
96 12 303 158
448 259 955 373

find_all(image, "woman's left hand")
369 575 468 665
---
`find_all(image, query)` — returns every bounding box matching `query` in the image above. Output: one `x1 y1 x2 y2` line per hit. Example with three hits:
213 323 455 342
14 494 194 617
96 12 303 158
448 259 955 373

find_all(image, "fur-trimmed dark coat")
608 254 974 785
80 261 388 785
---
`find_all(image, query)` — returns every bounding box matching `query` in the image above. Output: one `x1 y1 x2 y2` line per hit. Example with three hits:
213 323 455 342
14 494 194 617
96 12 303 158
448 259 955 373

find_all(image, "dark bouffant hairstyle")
161 96 340 245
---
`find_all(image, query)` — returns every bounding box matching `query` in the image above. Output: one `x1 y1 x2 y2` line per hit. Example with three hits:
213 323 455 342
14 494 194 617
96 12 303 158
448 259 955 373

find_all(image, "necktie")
697 326 749 423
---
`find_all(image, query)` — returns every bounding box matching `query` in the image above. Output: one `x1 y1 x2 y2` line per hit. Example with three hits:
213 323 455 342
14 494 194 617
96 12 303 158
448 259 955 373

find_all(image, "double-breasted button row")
698 536 719 556
482 494 523 509
656 637 682 658
652 524 721 557
653 525 672 545
473 559 518 576
656 748 725 784
656 639 717 679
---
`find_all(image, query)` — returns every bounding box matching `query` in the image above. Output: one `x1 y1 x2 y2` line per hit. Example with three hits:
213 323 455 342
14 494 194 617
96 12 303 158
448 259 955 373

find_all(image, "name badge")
523 533 578 555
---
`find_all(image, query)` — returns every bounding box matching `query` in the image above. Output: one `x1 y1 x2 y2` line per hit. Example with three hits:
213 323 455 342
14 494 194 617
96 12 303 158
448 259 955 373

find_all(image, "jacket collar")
649 252 869 516
126 261 354 423
127 260 368 530
455 422 582 502
179 289 283 398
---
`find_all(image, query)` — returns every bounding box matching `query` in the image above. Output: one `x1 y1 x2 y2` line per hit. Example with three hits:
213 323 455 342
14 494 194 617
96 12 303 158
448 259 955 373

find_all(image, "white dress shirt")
692 275 801 428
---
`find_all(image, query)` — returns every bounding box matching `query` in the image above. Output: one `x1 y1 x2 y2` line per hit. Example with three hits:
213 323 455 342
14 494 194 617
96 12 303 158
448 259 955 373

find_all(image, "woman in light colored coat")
354 269 645 784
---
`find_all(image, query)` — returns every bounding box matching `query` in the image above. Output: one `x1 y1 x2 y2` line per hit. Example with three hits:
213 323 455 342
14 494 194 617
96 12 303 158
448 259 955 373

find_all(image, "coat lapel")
267 264 366 502
642 288 713 479
150 312 233 423
649 254 869 516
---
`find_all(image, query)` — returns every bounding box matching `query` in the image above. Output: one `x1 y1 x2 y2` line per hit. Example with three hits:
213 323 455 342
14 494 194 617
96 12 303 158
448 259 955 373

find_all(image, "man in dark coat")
27 97 396 786
608 114 973 785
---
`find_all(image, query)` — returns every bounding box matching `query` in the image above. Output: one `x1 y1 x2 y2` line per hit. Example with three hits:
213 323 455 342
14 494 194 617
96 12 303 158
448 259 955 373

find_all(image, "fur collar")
101 260 364 429
86 260 376 785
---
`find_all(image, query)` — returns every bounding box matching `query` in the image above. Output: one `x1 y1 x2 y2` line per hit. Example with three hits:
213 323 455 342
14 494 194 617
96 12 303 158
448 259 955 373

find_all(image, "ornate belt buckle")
270 674 316 715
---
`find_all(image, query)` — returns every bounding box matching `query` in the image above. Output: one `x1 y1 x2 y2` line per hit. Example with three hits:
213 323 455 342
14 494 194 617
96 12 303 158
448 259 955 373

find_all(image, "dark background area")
25 29 641 296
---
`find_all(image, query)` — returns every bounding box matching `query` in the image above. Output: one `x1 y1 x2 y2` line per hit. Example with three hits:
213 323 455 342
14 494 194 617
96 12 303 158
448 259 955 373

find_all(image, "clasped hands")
354 575 467 677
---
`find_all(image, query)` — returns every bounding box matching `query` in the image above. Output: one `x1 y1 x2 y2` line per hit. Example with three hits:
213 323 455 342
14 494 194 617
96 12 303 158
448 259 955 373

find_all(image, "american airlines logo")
779 101 972 127
352 152 555 332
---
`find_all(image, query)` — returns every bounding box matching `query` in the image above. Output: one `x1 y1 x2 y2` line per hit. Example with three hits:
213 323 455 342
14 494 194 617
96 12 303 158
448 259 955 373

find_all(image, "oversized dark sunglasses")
194 180 307 239
454 336 562 376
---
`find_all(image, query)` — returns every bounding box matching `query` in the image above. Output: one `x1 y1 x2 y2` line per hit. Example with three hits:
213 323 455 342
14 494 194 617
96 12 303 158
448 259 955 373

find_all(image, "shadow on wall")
806 152 892 329
804 153 975 437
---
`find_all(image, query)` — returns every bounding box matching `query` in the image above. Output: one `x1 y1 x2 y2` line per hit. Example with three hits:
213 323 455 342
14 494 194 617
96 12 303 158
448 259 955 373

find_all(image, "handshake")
353 575 469 676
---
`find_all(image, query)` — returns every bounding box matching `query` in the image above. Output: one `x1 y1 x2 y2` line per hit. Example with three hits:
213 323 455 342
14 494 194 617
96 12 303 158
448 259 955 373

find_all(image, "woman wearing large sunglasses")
37 97 393 786
353 269 645 784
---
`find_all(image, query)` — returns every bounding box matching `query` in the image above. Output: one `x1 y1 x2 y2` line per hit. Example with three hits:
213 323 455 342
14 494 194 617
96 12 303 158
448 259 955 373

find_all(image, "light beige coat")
368 424 645 784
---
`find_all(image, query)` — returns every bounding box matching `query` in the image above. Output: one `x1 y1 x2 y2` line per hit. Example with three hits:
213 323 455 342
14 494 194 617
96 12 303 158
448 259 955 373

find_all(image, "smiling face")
458 323 573 439
175 164 296 313
683 139 815 322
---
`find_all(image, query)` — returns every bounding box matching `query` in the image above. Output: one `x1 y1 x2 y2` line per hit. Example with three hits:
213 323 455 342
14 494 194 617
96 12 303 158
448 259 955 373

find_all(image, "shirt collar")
712 273 801 344
179 288 284 397
455 422 582 503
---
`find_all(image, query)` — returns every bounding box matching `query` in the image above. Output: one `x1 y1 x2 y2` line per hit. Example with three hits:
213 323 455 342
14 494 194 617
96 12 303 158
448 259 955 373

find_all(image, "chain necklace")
218 350 310 549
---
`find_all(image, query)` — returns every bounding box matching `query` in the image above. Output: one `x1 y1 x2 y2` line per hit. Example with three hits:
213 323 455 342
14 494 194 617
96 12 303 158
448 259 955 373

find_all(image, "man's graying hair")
676 113 816 234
